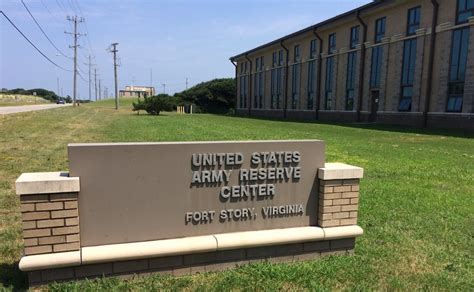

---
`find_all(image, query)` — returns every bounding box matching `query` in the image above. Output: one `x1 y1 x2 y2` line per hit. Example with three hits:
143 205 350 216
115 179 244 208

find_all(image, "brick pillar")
317 163 363 228
16 172 80 256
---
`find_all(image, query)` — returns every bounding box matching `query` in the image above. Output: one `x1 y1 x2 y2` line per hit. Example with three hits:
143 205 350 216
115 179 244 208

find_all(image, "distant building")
119 86 155 98
231 0 474 130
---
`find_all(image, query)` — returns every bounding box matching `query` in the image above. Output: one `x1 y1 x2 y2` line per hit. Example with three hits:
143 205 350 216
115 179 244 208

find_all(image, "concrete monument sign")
68 141 324 246
16 140 364 286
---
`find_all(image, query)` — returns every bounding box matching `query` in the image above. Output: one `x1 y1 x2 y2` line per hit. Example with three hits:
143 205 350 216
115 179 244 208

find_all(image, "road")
0 104 72 115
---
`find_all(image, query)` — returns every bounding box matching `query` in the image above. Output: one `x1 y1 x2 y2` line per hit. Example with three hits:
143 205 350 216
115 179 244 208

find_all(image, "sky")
0 0 370 97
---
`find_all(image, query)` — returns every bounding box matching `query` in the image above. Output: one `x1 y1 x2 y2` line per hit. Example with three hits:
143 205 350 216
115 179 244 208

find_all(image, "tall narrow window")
370 47 383 88
307 60 316 110
346 52 357 110
407 6 421 36
328 33 336 54
447 27 470 112
254 57 260 109
310 39 317 59
325 57 334 110
239 62 247 109
371 17 386 89
308 40 317 110
291 45 301 109
457 0 474 24
350 26 360 49
374 17 386 43
259 56 264 109
271 50 283 109
399 39 417 111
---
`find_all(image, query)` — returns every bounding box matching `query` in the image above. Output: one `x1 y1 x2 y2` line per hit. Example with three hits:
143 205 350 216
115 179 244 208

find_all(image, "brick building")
230 0 473 130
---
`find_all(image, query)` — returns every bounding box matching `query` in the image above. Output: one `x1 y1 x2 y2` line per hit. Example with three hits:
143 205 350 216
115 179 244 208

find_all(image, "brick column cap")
16 172 80 195
318 163 364 180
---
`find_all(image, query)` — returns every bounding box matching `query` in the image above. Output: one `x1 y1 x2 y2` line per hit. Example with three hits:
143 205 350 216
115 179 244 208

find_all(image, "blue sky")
1 0 369 97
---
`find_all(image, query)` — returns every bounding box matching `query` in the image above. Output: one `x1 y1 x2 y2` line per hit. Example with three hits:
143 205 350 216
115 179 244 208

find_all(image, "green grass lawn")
1 99 473 290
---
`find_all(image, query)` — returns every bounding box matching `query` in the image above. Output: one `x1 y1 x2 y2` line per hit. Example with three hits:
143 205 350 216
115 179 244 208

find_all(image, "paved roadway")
0 104 72 115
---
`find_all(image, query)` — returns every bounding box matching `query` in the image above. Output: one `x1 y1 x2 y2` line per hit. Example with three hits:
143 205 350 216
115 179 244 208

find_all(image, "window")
239 75 247 109
254 56 265 109
328 33 336 54
374 17 386 43
399 39 417 111
350 26 360 49
271 51 283 109
307 60 316 110
457 0 474 24
407 7 421 36
272 52 277 67
325 57 334 110
310 39 317 59
370 46 383 88
447 27 470 112
294 45 301 63
346 52 357 110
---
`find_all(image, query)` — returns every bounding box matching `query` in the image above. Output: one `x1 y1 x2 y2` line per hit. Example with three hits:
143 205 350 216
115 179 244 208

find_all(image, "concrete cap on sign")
318 163 364 180
19 251 80 271
215 226 325 250
15 172 80 195
18 225 364 271
323 225 364 240
81 235 218 265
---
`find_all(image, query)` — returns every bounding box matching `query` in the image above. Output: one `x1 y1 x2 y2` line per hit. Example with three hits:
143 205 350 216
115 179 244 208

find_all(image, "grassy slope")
0 99 473 290
0 94 50 106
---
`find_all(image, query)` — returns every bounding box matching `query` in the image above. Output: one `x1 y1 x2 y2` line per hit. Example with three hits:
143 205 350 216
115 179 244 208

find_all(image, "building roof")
229 0 384 61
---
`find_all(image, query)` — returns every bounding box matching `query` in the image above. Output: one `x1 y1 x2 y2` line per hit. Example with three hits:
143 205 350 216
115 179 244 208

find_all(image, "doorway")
369 90 379 122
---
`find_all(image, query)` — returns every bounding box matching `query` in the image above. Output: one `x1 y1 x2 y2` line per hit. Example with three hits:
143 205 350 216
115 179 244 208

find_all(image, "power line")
0 11 71 72
21 0 71 59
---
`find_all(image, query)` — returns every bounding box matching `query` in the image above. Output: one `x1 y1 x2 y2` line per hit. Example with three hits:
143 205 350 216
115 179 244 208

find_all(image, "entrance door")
369 91 379 122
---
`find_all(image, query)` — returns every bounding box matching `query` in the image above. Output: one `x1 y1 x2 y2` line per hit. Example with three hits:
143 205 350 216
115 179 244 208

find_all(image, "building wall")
234 0 473 131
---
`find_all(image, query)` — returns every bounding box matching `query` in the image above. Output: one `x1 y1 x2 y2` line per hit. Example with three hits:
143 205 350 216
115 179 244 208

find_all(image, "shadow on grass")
0 262 27 290
230 114 474 138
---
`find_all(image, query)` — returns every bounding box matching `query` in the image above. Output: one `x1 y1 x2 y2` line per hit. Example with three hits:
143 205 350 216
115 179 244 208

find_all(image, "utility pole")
57 77 60 96
104 87 108 99
162 83 166 94
99 79 102 100
65 15 85 106
84 55 94 101
94 68 98 101
109 43 119 110
185 77 188 90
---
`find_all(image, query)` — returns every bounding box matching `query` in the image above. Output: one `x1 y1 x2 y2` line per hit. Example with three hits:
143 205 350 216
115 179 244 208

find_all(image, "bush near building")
175 78 235 114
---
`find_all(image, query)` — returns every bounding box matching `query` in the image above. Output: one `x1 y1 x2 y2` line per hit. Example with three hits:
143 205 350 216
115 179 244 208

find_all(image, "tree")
174 78 235 114
132 94 175 115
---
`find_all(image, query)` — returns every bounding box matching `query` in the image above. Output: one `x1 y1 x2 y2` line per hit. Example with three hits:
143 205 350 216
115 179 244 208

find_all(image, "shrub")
132 94 175 115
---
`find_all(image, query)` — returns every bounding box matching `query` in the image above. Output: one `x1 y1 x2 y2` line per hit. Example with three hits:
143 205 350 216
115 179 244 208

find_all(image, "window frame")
407 6 421 36
345 51 357 110
374 17 386 43
307 60 316 110
456 0 474 24
310 39 317 59
325 56 334 110
350 26 360 49
328 33 336 54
